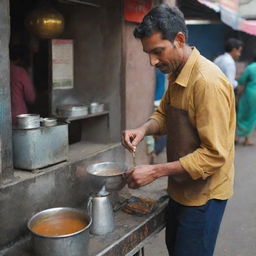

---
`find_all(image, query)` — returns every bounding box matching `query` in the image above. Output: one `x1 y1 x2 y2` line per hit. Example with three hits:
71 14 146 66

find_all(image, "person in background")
214 38 243 90
122 4 235 256
10 44 36 124
236 55 256 145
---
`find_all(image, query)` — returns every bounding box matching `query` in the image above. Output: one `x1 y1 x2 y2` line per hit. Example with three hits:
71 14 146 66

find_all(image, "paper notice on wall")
52 39 74 89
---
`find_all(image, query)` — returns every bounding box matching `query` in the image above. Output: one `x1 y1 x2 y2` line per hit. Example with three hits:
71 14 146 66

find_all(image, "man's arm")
126 161 187 189
122 87 170 152
224 61 238 88
179 75 235 180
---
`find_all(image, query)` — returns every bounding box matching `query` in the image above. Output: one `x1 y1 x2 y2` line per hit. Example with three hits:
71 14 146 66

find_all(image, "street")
144 133 256 256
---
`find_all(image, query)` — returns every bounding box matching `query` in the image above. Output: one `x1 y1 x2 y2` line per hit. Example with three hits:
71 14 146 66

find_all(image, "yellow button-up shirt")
151 48 236 206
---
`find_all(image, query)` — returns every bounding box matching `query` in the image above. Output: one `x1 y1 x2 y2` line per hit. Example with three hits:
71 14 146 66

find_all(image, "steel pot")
16 114 40 129
28 207 92 256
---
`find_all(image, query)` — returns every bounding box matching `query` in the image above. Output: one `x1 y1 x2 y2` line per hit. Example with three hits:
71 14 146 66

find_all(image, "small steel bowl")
87 162 128 193
41 118 57 127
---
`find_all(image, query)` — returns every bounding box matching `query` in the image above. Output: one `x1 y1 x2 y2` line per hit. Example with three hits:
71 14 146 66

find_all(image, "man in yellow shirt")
122 4 235 256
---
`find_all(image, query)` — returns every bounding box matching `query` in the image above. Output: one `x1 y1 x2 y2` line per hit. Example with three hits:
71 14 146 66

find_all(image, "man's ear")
174 32 186 47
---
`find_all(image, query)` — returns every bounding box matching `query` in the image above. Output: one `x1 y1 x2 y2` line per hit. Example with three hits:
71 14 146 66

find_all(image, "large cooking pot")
28 207 92 256
16 114 40 129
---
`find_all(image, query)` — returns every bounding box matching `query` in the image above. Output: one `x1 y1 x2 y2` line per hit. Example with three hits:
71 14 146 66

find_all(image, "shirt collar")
224 52 234 61
168 47 200 88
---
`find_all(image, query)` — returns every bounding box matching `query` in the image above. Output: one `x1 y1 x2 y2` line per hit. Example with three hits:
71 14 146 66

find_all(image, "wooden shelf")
56 110 109 122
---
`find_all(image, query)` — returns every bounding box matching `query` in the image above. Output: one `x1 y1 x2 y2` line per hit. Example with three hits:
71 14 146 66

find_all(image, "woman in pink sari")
10 45 36 124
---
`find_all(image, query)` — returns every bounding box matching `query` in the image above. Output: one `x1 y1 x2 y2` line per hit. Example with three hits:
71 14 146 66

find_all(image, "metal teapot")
87 192 114 235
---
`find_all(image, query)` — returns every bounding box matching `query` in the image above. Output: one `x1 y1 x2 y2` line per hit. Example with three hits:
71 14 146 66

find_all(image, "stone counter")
1 190 168 256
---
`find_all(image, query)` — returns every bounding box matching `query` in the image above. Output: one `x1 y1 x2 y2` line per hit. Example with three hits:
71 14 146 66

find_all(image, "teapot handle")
87 196 93 215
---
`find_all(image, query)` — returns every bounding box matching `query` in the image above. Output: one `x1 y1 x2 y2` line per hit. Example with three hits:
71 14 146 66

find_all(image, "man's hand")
125 165 157 189
122 120 161 152
122 128 146 152
125 161 188 189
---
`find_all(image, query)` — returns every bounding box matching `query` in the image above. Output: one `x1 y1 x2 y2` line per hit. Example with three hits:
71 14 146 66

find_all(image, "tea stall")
0 0 169 254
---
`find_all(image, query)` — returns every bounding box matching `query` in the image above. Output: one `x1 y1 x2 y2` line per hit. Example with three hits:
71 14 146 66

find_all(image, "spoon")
132 150 136 168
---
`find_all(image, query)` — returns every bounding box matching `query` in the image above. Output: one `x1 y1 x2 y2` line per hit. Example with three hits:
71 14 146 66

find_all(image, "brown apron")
167 105 210 204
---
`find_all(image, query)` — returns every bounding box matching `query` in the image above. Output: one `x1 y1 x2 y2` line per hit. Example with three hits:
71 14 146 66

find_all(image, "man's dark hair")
225 38 243 52
134 4 188 42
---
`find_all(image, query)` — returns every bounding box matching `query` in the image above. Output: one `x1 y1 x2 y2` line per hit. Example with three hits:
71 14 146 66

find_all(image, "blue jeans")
165 198 227 256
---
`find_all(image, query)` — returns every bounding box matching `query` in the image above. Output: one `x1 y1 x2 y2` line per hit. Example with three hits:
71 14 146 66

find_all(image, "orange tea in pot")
32 216 88 236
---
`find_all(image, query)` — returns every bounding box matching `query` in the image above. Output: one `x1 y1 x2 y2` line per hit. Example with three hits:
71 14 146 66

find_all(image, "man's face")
231 46 242 60
141 32 184 74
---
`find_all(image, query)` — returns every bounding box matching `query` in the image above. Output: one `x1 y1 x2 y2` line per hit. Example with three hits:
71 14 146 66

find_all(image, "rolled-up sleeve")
150 89 169 135
179 77 235 180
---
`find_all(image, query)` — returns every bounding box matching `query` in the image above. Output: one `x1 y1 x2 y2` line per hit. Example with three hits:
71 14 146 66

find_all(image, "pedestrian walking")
214 38 243 90
236 56 256 146
122 4 236 256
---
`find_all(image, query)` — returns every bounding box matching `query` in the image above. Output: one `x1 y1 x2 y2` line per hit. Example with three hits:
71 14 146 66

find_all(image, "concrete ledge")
0 143 124 248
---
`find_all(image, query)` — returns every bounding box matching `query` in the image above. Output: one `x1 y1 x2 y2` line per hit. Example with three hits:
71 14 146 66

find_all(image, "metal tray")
56 104 88 118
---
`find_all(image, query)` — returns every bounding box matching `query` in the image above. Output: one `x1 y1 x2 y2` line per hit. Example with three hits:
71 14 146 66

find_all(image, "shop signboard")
51 39 74 89
124 0 152 23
